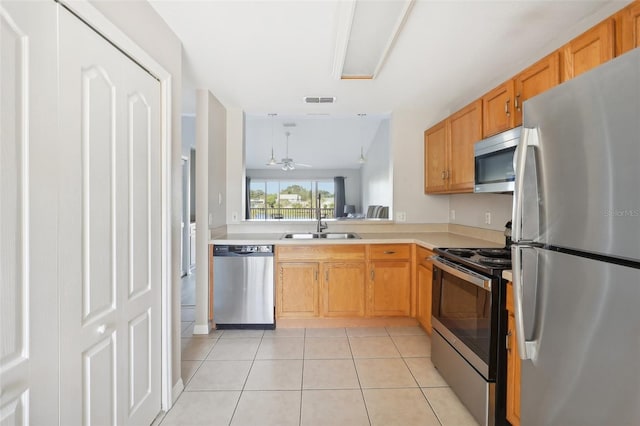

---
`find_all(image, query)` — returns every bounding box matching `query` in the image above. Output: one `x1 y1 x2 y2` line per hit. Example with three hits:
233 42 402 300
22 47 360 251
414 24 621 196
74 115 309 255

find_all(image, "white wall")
208 95 227 229
195 90 226 334
360 120 391 212
247 169 362 213
390 108 451 224
450 193 513 232
226 108 245 224
182 115 195 156
89 0 184 393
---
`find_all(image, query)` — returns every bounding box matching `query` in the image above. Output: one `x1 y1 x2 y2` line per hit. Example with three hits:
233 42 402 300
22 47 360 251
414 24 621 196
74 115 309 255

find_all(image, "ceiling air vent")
303 96 336 104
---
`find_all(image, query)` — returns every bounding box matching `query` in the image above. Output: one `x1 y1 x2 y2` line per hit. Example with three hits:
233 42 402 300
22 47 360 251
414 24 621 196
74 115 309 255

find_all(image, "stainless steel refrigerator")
512 47 640 425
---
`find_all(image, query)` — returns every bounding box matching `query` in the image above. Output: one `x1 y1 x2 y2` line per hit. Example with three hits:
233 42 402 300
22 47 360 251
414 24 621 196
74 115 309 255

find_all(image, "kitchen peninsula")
208 226 504 329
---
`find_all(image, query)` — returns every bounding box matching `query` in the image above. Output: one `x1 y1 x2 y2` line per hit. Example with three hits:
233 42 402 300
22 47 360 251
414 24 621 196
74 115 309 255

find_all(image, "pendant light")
358 113 367 164
267 113 277 165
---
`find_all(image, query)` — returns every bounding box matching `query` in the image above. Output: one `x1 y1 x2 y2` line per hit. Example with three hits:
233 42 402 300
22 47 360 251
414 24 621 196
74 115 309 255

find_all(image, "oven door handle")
431 256 492 291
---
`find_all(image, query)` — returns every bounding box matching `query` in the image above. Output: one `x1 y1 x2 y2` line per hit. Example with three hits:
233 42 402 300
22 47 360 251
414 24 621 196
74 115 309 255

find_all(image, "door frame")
59 0 175 411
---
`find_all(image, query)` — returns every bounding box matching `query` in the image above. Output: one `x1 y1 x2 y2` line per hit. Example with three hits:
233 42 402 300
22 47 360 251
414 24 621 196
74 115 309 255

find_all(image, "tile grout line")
391 332 446 426
227 331 263 426
346 331 373 426
299 328 307 426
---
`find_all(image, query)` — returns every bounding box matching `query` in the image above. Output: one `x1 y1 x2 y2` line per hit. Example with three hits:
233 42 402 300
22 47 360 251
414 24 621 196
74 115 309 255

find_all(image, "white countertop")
210 231 503 251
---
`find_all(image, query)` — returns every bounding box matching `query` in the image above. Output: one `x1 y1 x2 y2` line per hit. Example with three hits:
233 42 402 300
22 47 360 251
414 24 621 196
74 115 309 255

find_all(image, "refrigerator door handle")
512 127 539 243
512 244 538 360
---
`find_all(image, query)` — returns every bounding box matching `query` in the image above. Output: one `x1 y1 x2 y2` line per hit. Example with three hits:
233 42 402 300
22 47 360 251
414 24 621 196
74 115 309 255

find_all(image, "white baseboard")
193 323 210 335
172 378 184 404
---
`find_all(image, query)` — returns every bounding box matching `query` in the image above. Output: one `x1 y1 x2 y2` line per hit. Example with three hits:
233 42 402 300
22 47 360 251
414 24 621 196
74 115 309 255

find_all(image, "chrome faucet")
316 193 328 233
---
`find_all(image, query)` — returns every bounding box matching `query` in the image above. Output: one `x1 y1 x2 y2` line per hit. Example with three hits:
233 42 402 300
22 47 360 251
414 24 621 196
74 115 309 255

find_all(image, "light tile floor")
162 317 478 426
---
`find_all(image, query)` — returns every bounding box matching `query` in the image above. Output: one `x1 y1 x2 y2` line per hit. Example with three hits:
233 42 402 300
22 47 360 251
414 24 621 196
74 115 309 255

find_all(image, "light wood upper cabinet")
482 80 515 137
424 100 480 194
618 1 640 54
506 281 521 426
514 52 561 126
277 262 319 318
424 119 448 194
322 262 366 317
562 19 615 81
448 99 482 192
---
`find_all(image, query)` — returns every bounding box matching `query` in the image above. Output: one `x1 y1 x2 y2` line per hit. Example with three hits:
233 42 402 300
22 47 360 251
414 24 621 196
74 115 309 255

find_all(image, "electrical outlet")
484 211 492 225
397 211 406 222
232 212 238 222
450 209 456 220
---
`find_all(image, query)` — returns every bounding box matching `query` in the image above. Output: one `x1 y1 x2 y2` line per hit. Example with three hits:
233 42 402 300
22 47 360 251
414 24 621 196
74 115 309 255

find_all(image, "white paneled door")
0 5 31 425
57 7 161 426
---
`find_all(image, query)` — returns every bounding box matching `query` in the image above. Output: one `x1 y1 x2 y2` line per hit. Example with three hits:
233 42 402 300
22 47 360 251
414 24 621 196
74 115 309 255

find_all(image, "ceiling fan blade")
295 163 312 167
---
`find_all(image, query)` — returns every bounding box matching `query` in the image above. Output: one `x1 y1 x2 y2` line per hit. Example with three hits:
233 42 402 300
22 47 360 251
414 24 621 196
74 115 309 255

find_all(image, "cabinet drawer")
277 244 365 261
369 244 411 260
415 245 434 266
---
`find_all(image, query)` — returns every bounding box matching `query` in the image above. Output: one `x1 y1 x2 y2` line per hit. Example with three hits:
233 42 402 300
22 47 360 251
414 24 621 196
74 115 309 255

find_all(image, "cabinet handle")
370 269 375 281
441 171 446 180
515 93 521 111
383 250 396 255
446 170 450 179
505 98 510 116
325 270 329 282
314 269 318 281
506 330 512 350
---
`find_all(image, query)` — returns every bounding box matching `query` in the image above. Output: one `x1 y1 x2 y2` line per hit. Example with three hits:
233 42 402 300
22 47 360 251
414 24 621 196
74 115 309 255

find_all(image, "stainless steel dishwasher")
212 245 275 329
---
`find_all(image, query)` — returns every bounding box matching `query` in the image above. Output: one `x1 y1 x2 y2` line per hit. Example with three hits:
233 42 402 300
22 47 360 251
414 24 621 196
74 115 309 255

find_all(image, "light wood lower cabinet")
276 245 366 319
276 244 416 319
415 246 434 333
506 281 521 426
368 260 411 316
277 262 320 318
322 262 366 317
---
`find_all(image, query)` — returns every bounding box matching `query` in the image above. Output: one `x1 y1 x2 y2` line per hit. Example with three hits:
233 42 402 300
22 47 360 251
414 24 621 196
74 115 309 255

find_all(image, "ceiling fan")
267 131 311 171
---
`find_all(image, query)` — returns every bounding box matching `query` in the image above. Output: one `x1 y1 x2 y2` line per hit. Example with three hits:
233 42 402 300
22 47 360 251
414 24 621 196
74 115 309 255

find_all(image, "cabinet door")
482 80 515 137
368 261 411 316
416 264 432 333
506 282 521 426
277 262 319 318
514 52 561 126
424 120 448 194
448 99 482 192
322 262 366 317
563 19 614 81
618 1 640 54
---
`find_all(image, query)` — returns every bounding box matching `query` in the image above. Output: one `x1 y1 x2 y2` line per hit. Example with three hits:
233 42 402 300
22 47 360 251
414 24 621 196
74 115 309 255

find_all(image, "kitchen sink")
281 232 360 240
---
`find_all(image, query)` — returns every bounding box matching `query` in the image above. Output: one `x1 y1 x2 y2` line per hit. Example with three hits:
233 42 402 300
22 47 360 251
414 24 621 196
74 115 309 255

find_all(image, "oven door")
431 256 496 379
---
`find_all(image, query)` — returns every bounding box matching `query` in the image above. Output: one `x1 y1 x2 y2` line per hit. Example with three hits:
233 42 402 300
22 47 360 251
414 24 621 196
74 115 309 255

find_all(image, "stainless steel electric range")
431 247 512 426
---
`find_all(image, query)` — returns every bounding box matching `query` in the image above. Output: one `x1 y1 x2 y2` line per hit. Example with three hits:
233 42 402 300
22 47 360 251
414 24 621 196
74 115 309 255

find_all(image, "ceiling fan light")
267 148 277 165
358 146 366 164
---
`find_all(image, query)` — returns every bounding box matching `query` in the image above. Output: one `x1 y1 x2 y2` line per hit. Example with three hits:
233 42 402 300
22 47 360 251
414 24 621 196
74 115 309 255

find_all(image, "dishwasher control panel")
213 245 274 256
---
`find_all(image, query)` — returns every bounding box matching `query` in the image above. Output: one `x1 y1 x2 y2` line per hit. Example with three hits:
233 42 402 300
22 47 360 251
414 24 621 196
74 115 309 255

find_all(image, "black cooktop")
434 247 512 276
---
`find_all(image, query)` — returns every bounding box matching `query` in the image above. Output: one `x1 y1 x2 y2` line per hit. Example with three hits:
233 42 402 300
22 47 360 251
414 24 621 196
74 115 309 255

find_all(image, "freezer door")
521 48 640 260
519 248 640 425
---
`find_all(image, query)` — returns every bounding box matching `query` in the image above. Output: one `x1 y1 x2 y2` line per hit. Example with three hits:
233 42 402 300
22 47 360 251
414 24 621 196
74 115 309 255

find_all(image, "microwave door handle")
512 127 539 243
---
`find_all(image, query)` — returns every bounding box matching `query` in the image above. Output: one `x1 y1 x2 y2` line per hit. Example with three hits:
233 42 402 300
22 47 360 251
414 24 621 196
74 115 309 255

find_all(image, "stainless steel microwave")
474 126 521 193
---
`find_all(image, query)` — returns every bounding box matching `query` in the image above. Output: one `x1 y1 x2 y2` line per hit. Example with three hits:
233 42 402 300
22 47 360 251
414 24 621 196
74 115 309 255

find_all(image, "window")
248 179 335 220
